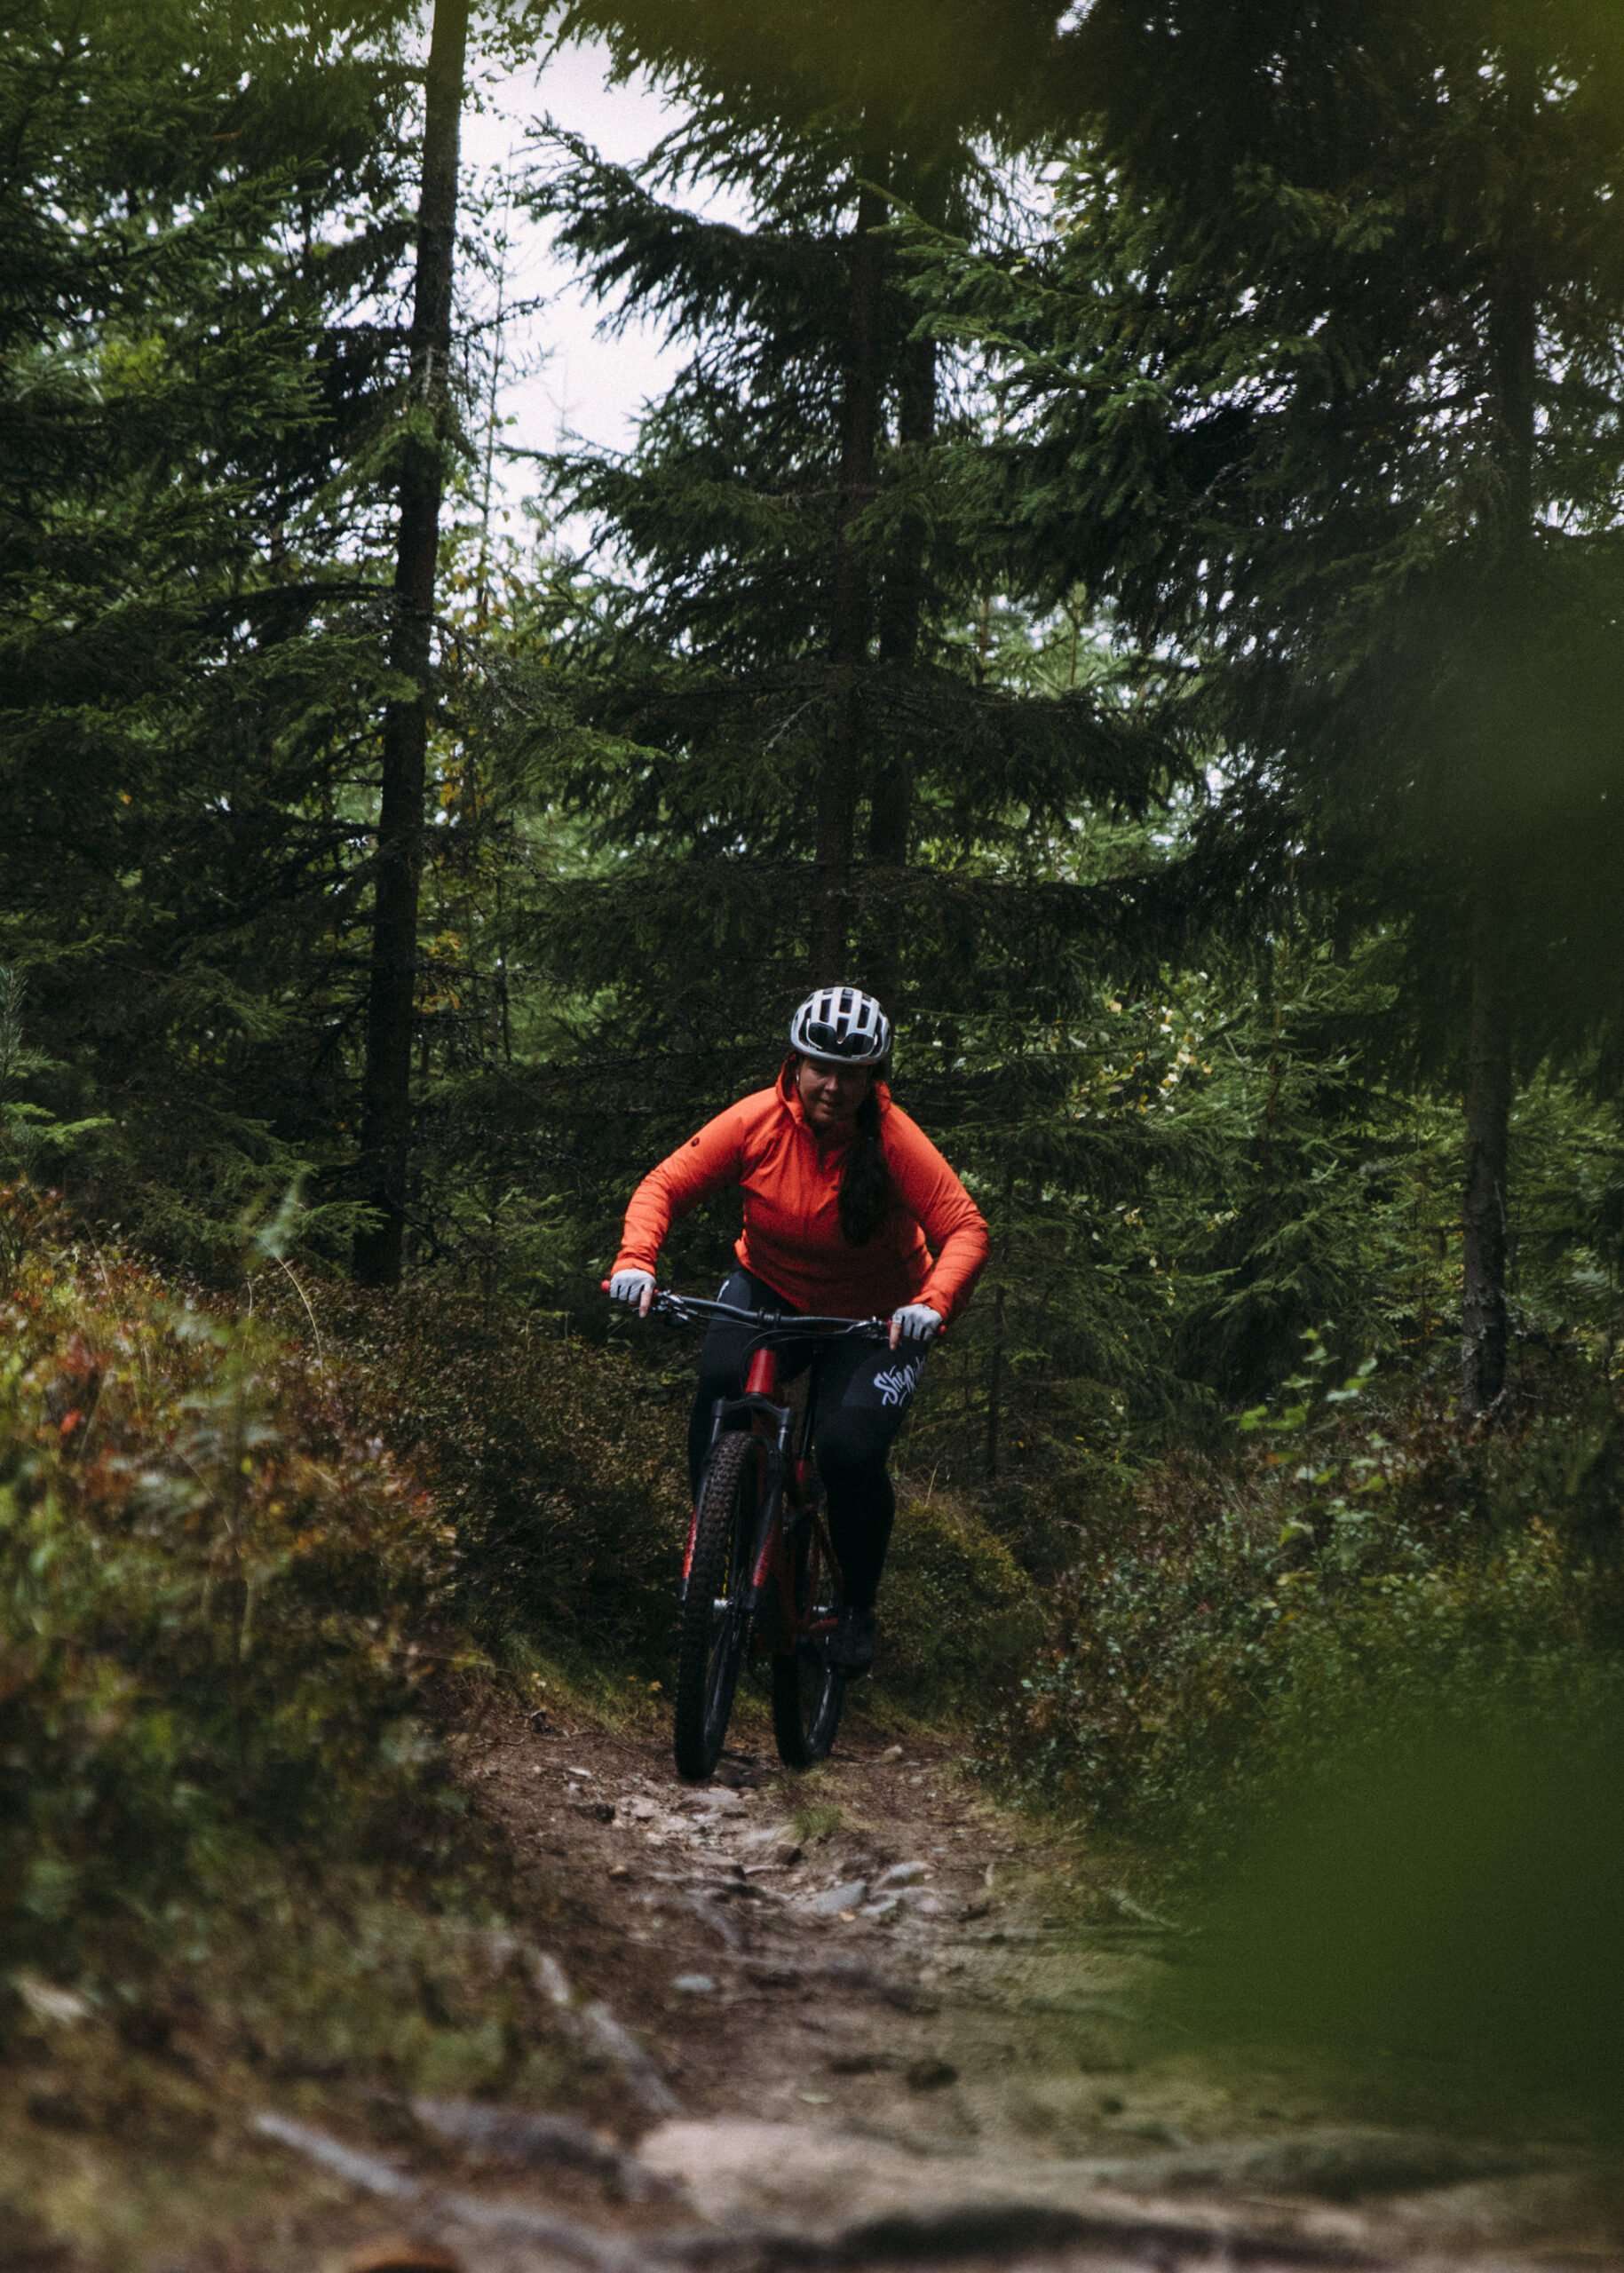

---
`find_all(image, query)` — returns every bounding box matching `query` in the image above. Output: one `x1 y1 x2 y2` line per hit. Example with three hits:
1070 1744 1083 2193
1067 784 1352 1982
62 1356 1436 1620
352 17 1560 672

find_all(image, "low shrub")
315 1285 688 1667
990 1334 1624 1845
0 1192 459 1982
882 1485 1044 1712
986 1453 1279 1828
321 1289 1045 1715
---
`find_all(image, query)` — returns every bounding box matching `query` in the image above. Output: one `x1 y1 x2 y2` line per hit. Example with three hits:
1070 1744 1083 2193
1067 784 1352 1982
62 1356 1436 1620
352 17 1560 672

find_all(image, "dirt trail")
250 1703 1623 2273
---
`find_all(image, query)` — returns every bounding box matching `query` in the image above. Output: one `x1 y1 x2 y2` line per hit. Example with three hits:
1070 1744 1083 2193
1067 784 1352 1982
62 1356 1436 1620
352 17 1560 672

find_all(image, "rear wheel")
771 1510 846 1769
673 1431 760 1781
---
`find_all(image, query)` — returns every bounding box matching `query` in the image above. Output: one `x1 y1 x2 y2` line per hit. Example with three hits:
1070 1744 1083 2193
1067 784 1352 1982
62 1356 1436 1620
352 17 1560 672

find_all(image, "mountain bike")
606 1287 890 1781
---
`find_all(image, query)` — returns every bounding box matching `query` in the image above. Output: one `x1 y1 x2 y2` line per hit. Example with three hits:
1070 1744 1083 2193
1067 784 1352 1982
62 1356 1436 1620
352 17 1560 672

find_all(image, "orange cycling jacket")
613 1064 989 1325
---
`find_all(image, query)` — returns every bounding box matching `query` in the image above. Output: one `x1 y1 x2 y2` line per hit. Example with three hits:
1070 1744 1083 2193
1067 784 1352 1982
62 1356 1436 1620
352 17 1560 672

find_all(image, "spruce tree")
521 28 1181 1079
0 0 527 1278
910 0 1624 1413
353 0 474 1285
495 26 1213 1485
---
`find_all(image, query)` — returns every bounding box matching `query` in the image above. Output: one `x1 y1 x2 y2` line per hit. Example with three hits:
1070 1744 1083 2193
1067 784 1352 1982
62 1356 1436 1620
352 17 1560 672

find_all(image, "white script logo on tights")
874 1361 921 1408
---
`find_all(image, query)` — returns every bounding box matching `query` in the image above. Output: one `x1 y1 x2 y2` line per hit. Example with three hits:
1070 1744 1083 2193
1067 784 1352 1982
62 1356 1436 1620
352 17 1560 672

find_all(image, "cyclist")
606 985 988 1674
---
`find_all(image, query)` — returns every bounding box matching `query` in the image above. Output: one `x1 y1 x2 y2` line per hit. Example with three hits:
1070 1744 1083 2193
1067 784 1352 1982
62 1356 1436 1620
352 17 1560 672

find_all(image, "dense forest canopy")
4 0 1624 1448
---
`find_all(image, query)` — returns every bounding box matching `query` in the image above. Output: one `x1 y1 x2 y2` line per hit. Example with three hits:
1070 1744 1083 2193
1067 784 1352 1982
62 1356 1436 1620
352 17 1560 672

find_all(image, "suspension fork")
680 1345 789 1591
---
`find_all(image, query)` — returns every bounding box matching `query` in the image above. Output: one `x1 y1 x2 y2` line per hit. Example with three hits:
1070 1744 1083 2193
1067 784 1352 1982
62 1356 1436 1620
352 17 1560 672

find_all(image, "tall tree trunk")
984 1276 1005 1482
812 163 886 979
865 326 937 1009
353 0 470 1287
1462 885 1512 1413
1462 24 1535 1414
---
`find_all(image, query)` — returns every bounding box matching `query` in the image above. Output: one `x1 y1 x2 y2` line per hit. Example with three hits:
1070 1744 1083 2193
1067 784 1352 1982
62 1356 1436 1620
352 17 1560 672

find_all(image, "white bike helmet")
788 984 891 1065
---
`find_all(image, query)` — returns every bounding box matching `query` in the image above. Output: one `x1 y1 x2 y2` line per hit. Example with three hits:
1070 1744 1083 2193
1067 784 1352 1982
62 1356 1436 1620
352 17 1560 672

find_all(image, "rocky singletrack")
250 1704 1624 2273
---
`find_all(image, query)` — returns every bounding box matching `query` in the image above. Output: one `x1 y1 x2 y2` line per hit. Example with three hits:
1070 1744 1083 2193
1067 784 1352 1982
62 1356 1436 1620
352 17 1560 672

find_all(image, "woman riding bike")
607 985 988 1675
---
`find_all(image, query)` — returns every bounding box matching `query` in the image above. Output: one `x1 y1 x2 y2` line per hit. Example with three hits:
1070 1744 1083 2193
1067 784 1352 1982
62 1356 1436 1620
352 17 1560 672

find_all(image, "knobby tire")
771 1509 846 1769
673 1430 759 1781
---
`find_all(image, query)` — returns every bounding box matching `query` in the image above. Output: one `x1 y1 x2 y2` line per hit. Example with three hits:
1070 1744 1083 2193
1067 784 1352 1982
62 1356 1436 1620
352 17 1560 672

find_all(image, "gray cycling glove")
608 1268 655 1316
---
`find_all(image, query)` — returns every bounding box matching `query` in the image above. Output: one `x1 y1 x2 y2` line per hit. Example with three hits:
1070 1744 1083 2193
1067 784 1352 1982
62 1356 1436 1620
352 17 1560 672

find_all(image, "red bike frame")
678 1338 828 1653
611 1286 890 1777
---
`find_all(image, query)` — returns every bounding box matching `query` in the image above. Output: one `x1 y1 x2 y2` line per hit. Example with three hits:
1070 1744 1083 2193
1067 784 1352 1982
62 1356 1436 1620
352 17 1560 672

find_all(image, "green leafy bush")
0 1192 457 1978
882 1486 1044 1710
992 1334 1624 1841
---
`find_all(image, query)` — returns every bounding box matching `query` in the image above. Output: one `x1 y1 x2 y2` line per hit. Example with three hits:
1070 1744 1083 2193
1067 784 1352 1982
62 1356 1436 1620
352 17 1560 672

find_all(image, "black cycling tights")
687 1268 928 1613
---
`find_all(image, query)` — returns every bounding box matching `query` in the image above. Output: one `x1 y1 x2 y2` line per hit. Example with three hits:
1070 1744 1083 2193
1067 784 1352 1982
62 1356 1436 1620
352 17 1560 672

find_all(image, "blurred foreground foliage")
1161 1703 1624 2136
987 1329 1624 2133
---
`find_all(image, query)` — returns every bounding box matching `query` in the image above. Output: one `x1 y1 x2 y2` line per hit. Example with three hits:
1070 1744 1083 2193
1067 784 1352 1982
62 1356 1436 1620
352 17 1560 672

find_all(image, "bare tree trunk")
865 327 937 1008
812 164 886 979
983 1162 1016 1481
1462 24 1535 1414
1462 886 1512 1413
984 1277 1005 1482
353 0 470 1287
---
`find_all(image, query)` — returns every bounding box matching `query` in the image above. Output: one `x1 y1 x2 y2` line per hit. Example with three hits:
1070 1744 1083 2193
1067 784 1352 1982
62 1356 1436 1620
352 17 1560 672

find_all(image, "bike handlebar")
600 1282 891 1340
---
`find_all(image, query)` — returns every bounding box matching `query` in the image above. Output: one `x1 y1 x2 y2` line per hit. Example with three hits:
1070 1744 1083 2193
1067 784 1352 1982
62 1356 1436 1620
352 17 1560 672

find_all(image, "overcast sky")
460 37 709 541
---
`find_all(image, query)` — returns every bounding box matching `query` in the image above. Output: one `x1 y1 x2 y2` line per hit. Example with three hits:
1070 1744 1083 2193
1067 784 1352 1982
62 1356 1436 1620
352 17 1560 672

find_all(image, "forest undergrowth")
6 1179 1624 2153
991 1330 1624 1839
986 1328 1624 2135
0 1184 563 2134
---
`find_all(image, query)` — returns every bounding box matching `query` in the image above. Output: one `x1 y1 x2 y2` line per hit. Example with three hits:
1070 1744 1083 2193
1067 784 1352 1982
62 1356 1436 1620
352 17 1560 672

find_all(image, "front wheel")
771 1511 846 1769
673 1431 760 1781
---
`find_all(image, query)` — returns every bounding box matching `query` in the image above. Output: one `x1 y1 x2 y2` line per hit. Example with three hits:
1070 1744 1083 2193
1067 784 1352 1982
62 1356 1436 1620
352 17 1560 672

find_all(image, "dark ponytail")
839 1081 892 1246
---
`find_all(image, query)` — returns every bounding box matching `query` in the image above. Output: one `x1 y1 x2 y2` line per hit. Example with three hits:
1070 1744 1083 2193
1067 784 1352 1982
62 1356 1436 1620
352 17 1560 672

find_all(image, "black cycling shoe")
828 1605 877 1675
